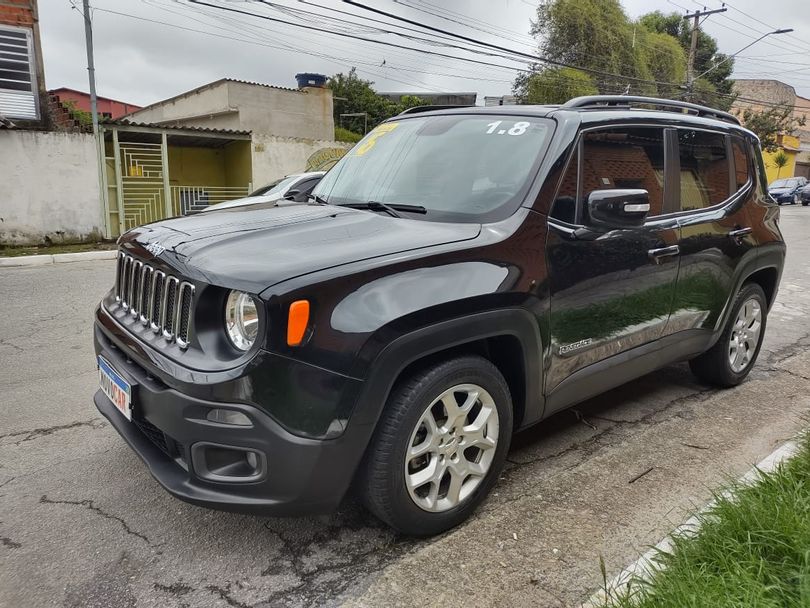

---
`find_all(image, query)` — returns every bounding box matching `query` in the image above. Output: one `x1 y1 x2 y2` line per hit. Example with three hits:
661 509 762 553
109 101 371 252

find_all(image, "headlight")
225 291 259 351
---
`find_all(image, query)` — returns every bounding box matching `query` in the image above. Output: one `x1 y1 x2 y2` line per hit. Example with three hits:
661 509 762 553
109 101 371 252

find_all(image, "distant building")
126 77 335 141
378 91 477 106
0 0 47 124
732 79 810 181
484 95 517 107
49 87 141 120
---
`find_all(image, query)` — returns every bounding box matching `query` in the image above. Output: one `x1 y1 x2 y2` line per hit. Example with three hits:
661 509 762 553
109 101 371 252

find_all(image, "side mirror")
587 189 650 229
283 189 301 201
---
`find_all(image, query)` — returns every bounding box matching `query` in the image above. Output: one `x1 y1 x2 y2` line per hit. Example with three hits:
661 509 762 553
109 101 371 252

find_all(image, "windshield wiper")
338 201 428 218
307 194 330 205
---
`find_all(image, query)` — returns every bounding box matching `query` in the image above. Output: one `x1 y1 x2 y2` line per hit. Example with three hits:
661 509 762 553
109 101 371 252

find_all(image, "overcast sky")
38 0 810 107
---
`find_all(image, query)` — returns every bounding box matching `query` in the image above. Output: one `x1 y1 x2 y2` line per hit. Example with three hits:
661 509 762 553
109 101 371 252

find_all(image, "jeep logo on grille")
145 242 165 256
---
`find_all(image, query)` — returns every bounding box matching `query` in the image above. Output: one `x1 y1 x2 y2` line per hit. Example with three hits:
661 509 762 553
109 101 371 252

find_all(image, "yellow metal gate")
119 141 168 231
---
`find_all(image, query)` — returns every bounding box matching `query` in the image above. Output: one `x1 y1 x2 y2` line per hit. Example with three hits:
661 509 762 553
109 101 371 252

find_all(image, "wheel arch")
349 309 543 434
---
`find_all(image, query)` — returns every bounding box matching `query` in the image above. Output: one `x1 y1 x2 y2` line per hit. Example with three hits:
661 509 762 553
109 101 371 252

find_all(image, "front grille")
114 252 195 349
132 416 184 462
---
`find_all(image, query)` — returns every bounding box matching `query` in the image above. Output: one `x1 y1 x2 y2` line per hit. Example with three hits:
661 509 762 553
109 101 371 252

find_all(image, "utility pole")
81 0 99 136
684 7 727 91
81 0 109 237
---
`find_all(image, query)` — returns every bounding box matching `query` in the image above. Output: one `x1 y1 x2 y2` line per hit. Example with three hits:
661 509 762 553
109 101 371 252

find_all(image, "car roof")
396 95 755 139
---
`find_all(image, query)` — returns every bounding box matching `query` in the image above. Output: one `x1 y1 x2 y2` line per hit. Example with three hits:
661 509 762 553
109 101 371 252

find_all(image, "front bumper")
93 311 373 516
772 193 796 204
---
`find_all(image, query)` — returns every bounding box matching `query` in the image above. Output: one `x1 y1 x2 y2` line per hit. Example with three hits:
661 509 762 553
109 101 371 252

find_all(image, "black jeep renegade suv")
94 96 785 535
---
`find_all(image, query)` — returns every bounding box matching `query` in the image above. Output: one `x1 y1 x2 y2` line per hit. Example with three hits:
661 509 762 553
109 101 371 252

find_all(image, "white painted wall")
251 134 351 186
0 130 102 246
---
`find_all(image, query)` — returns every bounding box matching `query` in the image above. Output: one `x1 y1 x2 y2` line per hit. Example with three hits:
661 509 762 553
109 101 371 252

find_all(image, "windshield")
250 175 299 197
769 178 799 189
312 114 552 221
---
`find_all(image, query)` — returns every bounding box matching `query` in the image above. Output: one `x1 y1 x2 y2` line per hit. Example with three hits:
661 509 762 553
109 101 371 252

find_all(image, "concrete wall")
127 80 335 141
0 130 102 245
251 135 350 187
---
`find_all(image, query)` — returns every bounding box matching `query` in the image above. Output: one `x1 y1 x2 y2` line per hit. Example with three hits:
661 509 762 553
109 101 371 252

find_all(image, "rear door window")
677 130 730 211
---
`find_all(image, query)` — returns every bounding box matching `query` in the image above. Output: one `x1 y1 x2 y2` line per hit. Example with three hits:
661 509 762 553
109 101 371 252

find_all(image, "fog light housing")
191 442 266 483
206 408 252 427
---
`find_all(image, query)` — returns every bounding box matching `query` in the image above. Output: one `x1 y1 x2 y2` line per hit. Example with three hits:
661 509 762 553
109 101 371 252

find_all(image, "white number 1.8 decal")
486 121 530 136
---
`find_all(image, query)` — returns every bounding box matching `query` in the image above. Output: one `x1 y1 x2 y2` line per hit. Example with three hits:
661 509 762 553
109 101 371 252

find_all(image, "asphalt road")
2 206 810 608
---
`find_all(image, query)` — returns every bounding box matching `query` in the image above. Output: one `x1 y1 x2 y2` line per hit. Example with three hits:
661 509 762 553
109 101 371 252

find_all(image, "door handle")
728 227 753 240
648 245 680 264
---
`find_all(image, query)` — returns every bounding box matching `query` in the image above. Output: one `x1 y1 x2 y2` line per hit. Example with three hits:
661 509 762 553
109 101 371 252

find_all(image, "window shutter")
0 25 39 120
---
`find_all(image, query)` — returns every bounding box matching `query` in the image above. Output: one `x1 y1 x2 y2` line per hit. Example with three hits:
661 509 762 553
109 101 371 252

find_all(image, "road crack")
0 419 103 445
39 495 151 544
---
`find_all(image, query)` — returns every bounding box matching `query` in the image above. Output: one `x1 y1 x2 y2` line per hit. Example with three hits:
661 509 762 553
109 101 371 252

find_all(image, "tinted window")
583 127 667 217
731 136 750 191
314 115 551 222
678 130 730 210
550 149 579 223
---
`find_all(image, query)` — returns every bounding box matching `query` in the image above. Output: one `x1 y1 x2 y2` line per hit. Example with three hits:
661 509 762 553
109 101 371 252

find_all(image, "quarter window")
678 130 730 211
731 136 750 191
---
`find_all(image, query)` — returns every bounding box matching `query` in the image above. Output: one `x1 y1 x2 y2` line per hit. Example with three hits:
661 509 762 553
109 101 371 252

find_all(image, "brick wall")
0 0 35 28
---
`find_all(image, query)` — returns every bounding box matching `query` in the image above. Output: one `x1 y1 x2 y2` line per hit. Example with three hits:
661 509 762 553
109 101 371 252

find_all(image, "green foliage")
522 68 598 104
334 126 363 143
513 1 733 109
328 69 426 133
639 10 735 109
599 432 810 607
772 150 790 177
737 105 807 152
60 100 93 128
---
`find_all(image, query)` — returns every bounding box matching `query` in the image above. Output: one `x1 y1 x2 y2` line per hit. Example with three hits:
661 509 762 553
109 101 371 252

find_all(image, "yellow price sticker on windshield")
354 122 399 157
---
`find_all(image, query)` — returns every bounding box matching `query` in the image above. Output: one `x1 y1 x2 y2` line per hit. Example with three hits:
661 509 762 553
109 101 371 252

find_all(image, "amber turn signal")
287 300 310 346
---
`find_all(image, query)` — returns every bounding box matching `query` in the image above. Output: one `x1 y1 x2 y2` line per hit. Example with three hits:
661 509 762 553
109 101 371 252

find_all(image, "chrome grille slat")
113 253 194 349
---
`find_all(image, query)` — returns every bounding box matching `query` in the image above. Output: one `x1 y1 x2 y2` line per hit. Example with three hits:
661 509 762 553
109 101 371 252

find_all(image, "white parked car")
204 172 325 212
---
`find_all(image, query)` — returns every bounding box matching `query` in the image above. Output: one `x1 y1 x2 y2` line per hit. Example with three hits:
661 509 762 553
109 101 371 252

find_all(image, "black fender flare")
709 244 785 348
349 308 544 430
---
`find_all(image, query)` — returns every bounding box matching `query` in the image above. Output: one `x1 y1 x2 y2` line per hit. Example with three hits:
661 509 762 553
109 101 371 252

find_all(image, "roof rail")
561 95 741 125
397 104 473 116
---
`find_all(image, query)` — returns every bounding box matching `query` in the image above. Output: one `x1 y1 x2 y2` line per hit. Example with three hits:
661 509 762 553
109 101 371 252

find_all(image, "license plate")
98 356 132 421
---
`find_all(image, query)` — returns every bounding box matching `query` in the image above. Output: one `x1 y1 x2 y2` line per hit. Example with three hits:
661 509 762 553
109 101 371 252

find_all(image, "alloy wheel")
404 384 499 513
728 297 762 373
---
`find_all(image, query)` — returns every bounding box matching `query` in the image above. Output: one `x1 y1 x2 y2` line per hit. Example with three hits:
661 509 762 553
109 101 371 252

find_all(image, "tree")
772 150 789 178
638 10 735 109
519 67 597 104
737 105 807 152
514 0 684 102
327 69 426 135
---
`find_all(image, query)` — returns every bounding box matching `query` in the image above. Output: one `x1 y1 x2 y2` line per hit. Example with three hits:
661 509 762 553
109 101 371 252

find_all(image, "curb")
0 249 117 268
584 440 800 607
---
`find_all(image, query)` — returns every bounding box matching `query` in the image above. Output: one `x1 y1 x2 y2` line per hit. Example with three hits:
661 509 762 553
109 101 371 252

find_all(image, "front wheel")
360 355 512 536
689 283 767 387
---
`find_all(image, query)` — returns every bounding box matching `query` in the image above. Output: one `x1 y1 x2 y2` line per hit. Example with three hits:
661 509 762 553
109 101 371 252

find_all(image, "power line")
339 0 690 89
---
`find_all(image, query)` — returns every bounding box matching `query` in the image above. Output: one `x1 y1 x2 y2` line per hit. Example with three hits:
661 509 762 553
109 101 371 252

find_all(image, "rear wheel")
689 283 767 387
361 355 512 536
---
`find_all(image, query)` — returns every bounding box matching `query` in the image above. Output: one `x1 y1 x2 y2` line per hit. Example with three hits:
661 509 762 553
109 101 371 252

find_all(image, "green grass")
0 241 116 258
601 432 810 608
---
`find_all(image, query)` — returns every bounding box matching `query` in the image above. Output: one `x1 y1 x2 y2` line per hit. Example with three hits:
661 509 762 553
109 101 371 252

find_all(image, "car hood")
768 188 793 195
120 203 481 293
202 193 282 212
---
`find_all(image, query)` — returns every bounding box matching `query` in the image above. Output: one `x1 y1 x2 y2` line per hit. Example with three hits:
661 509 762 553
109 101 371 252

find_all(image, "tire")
689 283 767 387
802 201 808 207
360 355 513 536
